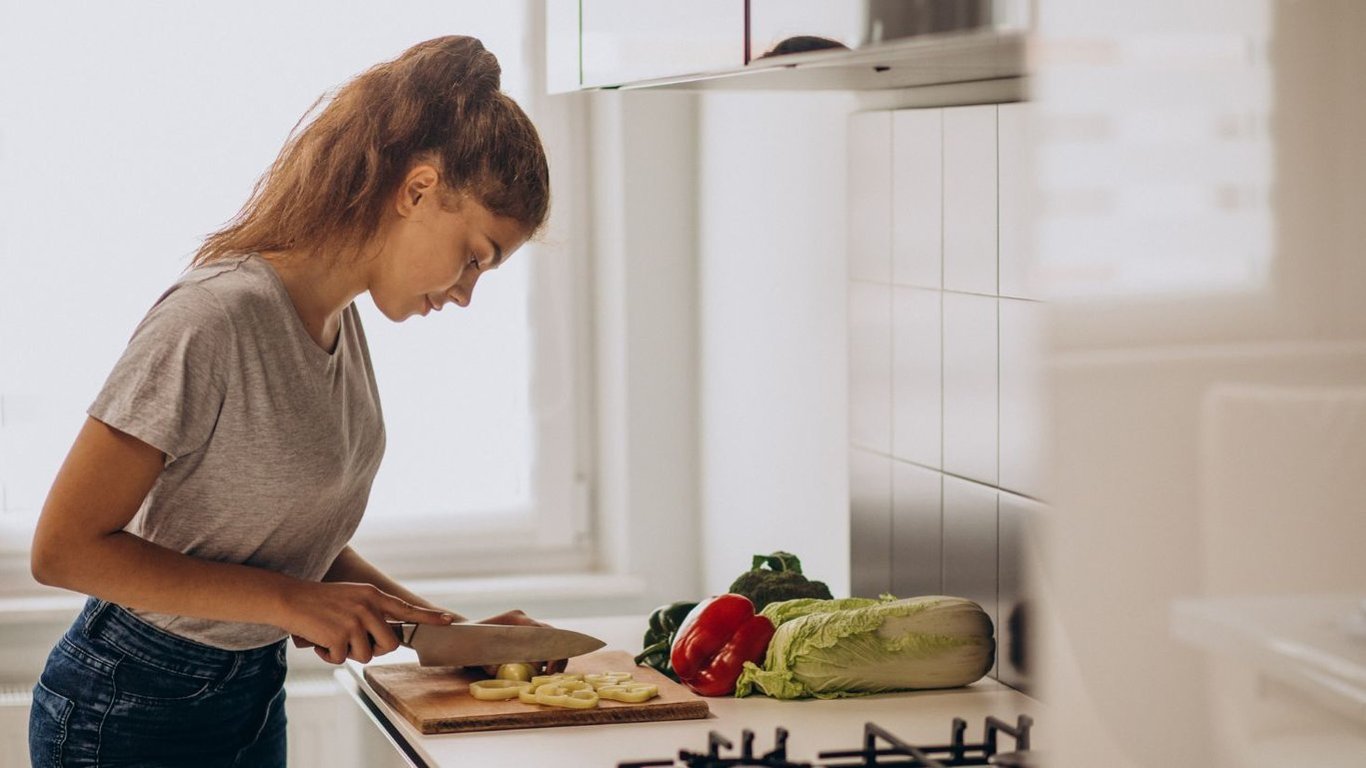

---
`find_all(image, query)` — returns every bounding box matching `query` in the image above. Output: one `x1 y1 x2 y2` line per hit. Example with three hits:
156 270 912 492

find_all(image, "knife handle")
386 621 416 645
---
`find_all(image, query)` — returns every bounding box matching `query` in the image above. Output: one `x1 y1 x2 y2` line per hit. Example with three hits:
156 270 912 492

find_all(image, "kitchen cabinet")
548 1 1029 93
338 615 1044 767
578 0 742 88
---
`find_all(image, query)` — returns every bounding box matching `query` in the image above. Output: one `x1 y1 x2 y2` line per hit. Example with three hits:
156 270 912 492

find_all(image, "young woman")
28 35 554 767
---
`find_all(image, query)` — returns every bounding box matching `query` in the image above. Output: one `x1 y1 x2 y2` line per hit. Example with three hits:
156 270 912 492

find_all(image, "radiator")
0 675 360 768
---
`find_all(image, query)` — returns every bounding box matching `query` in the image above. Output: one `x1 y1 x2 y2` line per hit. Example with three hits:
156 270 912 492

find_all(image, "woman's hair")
193 35 548 266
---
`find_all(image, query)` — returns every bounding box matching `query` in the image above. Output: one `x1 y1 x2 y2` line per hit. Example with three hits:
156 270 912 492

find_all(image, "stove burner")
617 715 1037 768
819 715 1035 767
618 727 810 768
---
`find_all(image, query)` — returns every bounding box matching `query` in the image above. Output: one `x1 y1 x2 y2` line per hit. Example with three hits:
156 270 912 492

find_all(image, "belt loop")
82 598 113 636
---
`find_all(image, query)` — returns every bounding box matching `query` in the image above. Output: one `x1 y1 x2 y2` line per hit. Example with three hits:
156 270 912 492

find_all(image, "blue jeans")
29 597 288 767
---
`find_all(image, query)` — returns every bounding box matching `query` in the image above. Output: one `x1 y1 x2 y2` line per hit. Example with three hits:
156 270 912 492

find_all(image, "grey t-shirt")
89 253 386 650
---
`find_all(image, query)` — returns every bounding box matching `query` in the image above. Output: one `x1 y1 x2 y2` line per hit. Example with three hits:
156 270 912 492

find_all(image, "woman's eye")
468 255 481 271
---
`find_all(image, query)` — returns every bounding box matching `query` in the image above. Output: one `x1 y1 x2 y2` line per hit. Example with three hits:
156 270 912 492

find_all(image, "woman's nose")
451 273 479 307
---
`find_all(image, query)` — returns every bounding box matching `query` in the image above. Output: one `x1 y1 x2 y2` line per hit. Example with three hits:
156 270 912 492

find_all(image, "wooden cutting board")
363 650 711 734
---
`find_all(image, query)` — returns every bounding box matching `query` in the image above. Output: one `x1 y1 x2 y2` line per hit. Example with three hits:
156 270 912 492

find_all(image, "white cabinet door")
581 0 743 87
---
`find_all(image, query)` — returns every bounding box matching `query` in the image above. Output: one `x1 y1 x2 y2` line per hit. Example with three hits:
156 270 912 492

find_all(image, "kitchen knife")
384 621 607 667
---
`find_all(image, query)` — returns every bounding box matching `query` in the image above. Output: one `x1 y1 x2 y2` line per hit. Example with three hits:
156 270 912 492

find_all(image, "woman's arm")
322 546 464 620
323 545 569 672
31 417 452 663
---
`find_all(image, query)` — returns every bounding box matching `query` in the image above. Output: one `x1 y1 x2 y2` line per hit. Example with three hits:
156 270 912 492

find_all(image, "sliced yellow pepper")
534 683 599 709
530 673 584 688
584 672 634 689
468 680 533 701
495 663 535 683
596 682 659 703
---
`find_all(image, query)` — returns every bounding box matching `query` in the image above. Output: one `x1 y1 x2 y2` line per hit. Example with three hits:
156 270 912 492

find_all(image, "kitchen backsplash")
847 103 1042 692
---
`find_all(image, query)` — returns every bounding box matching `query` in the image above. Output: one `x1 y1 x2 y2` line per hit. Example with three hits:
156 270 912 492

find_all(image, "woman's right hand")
276 580 455 665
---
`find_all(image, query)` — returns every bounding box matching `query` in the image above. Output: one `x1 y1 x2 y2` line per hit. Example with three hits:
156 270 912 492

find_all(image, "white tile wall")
892 460 942 597
998 102 1032 299
943 105 998 295
848 111 892 283
850 448 893 598
999 298 1045 498
942 475 999 676
892 287 941 468
849 282 892 453
849 102 1040 689
943 292 999 485
893 109 943 289
997 491 1041 691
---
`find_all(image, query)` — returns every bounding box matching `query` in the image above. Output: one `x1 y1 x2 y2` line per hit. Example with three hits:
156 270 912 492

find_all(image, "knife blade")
385 622 607 667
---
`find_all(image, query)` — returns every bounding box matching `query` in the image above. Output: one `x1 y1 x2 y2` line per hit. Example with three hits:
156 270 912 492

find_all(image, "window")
0 1 590 593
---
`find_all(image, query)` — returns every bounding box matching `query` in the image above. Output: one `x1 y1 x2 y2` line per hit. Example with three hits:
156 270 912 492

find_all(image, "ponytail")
194 35 549 266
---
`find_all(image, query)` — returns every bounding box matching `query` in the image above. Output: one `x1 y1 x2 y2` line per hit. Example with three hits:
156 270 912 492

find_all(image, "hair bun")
426 35 501 96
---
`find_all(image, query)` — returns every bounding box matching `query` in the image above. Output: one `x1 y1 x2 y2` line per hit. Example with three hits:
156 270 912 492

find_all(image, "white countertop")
338 615 1044 767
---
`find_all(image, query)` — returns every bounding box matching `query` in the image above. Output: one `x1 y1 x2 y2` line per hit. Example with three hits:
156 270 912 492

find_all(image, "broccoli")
728 551 833 612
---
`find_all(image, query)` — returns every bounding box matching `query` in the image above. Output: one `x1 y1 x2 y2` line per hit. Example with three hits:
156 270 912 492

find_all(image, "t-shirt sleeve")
89 283 233 463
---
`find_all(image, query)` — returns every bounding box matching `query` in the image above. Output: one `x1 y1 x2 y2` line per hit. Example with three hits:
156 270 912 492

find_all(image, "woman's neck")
257 248 371 352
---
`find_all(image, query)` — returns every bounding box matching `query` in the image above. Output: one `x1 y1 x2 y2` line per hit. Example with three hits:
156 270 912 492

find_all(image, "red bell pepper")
669 594 776 697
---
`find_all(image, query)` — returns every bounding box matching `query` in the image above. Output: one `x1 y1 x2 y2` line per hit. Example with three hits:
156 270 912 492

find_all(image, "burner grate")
620 727 811 768
617 715 1036 768
818 715 1033 767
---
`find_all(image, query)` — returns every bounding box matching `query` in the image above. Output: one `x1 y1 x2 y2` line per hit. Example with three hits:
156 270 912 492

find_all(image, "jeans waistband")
78 597 283 681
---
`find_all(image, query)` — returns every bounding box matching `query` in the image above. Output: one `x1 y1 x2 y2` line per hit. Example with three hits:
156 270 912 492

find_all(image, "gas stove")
618 715 1037 768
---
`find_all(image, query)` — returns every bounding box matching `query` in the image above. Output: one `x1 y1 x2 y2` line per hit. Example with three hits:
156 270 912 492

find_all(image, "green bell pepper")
633 600 697 681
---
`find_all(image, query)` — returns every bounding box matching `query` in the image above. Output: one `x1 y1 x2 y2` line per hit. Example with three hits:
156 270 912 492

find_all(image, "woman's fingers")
385 596 457 625
317 643 347 665
362 612 401 656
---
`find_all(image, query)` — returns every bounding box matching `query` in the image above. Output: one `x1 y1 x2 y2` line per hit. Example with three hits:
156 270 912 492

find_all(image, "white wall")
694 92 856 598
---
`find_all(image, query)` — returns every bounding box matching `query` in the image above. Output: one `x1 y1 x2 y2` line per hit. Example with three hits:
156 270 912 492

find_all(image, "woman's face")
370 169 531 322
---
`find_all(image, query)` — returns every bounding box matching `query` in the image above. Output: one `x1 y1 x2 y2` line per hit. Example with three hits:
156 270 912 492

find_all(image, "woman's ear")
396 164 441 217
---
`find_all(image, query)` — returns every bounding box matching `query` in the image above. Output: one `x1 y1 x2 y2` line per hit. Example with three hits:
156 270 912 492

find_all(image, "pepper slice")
669 594 776 697
584 672 634 689
535 683 599 709
596 681 659 703
468 680 532 701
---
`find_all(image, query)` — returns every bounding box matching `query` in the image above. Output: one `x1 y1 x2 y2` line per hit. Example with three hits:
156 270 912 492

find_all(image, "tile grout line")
886 111 895 597
939 107 947 596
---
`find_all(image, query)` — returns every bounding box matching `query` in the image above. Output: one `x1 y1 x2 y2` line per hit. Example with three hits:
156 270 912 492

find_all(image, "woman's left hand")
472 608 569 676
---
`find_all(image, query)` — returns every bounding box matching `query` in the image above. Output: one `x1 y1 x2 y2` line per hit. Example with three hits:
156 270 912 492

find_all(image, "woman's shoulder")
169 253 285 318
